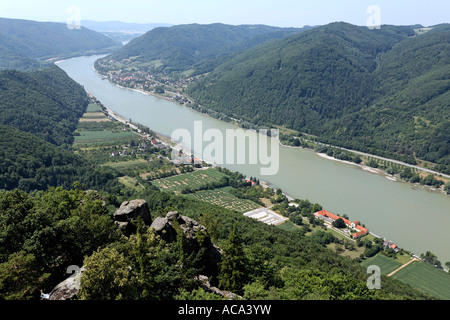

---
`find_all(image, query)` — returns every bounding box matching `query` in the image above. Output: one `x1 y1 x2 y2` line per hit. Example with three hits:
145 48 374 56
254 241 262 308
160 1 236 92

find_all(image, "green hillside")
0 124 118 192
0 65 88 145
187 23 449 171
95 23 309 73
0 17 122 71
0 66 120 192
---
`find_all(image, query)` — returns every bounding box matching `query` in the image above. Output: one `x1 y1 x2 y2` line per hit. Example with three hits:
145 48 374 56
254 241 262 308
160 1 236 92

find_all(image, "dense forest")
0 65 88 145
0 66 121 193
0 17 122 71
0 186 431 301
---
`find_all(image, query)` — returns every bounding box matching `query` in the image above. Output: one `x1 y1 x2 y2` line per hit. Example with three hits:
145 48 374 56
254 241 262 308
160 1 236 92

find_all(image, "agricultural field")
185 187 261 213
86 103 104 112
391 260 450 300
118 176 144 191
74 102 139 145
361 253 403 275
74 129 138 145
103 159 149 172
152 168 228 194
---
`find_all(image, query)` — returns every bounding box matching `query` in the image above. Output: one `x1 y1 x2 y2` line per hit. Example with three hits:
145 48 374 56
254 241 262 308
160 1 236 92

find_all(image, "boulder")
113 199 152 235
150 211 222 276
47 267 84 300
196 275 242 300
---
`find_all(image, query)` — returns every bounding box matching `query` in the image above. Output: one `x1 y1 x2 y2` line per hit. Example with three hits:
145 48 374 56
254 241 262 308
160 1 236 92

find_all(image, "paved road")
303 140 450 179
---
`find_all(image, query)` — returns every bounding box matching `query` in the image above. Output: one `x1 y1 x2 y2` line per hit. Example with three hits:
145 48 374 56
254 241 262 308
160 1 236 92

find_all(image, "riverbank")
279 139 449 195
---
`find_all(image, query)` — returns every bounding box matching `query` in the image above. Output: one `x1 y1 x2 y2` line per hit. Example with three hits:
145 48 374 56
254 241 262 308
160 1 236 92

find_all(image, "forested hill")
0 65 88 145
96 23 311 73
0 17 122 71
187 22 450 171
0 65 121 192
0 124 117 192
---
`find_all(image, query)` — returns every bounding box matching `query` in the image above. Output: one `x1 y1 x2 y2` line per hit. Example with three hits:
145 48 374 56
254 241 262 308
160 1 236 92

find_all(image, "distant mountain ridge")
96 23 313 73
0 17 122 71
81 20 172 32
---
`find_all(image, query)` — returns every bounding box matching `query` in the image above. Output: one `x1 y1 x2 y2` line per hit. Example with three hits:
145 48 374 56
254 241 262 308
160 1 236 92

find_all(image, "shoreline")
312 146 447 195
92 62 448 196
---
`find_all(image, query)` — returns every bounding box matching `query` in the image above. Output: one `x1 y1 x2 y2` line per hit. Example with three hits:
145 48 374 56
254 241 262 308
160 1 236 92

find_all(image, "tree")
332 218 347 229
420 251 441 267
445 182 450 194
0 251 49 300
78 247 137 300
445 262 450 272
218 224 249 294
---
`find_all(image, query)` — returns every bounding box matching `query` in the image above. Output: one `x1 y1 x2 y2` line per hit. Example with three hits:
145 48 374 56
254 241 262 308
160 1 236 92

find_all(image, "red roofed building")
314 209 368 239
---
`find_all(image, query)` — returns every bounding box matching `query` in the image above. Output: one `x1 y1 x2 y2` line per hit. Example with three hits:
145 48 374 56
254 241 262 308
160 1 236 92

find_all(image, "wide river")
58 55 450 263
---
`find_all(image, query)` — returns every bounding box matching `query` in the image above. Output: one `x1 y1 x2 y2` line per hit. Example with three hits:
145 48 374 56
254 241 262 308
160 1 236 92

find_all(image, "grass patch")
361 253 403 275
118 176 144 191
103 159 148 171
86 103 104 112
391 260 450 300
276 220 301 232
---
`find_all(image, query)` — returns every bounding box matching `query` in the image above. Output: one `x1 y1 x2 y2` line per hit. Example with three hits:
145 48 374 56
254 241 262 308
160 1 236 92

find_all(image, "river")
57 55 450 264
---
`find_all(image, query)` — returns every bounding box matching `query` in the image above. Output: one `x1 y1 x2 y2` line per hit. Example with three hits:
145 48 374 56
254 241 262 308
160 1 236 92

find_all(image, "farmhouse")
383 240 399 253
314 209 368 239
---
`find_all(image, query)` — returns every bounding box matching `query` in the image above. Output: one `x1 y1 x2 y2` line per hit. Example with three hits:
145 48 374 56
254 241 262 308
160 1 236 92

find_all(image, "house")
111 151 119 157
314 209 368 239
383 240 399 253
352 225 368 239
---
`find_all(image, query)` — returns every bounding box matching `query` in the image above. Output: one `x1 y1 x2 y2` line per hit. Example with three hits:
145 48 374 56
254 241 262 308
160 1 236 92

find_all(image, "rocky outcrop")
151 211 222 277
113 199 152 235
46 267 84 300
196 275 242 300
46 208 223 299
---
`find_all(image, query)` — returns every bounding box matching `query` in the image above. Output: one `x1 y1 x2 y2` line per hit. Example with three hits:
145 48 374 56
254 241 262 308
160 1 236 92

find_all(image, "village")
100 61 195 105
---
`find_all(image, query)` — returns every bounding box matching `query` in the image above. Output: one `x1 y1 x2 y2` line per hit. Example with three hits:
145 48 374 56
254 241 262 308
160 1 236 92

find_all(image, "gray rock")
113 199 152 236
196 275 242 300
48 267 84 300
150 211 222 276
113 199 152 225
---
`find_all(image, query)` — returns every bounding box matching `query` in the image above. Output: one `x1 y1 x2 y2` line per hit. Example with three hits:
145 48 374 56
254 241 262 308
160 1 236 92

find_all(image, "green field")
118 176 144 191
86 103 104 112
361 253 403 275
74 130 138 145
103 159 149 171
391 260 450 300
185 186 261 213
152 168 227 193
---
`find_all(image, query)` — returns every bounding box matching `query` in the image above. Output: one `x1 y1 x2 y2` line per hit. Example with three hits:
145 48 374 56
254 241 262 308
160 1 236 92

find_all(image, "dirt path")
388 258 419 277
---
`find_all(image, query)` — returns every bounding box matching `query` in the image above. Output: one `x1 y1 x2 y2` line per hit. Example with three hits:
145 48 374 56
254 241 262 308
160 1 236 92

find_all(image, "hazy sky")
0 0 448 27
